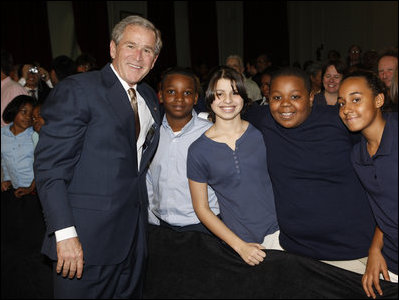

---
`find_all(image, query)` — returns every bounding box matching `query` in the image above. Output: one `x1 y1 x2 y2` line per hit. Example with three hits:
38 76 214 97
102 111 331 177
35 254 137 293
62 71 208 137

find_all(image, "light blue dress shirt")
1 124 35 188
147 111 219 226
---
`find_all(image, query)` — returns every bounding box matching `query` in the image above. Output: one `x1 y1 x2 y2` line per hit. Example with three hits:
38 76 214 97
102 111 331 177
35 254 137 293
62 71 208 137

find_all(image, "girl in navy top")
338 70 398 298
187 66 279 266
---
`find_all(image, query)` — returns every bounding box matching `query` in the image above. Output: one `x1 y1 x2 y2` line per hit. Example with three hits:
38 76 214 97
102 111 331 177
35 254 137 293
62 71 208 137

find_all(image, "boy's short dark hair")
2 95 35 124
51 55 76 82
160 67 200 94
270 67 312 94
75 53 97 70
205 65 250 122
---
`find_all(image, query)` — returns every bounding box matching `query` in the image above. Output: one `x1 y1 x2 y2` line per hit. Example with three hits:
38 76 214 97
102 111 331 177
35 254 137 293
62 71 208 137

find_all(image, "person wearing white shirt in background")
1 49 28 128
226 54 262 102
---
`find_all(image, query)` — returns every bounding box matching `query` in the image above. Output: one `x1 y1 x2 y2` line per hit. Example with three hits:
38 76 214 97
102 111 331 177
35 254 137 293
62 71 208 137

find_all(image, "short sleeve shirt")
187 123 278 243
351 112 398 274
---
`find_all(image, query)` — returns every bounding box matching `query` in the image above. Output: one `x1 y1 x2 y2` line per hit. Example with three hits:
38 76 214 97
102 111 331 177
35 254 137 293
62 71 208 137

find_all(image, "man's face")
378 56 398 88
26 65 40 88
226 57 243 74
110 24 158 87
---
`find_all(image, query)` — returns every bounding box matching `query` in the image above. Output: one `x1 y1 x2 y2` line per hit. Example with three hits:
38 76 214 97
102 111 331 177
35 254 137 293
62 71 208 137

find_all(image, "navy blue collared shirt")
351 112 398 275
187 123 278 244
245 104 375 260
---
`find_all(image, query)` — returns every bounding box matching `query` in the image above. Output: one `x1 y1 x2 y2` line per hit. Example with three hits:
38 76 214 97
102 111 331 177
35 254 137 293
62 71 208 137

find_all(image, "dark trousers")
158 216 220 237
53 213 147 299
1 190 53 299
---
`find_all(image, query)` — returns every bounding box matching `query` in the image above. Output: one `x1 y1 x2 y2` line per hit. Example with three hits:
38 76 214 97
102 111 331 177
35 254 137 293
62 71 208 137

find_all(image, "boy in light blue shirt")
146 67 219 234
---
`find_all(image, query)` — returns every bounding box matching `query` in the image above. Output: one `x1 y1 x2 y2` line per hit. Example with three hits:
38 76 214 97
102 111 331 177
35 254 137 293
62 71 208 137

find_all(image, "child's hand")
14 187 32 198
362 249 389 299
1 181 12 192
237 242 266 266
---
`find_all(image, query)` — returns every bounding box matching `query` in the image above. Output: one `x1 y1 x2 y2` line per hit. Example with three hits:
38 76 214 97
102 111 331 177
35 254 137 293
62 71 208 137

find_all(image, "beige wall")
46 1 398 67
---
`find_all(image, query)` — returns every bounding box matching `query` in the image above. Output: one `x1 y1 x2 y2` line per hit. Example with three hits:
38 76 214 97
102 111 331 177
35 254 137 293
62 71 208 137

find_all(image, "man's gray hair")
226 54 244 69
111 15 162 56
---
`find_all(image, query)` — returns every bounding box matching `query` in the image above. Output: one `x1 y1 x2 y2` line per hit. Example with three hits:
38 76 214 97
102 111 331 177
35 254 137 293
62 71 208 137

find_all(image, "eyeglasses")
351 50 360 54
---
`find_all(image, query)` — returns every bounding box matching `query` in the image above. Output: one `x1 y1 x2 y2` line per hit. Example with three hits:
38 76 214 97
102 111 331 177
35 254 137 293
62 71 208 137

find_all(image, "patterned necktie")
128 88 140 140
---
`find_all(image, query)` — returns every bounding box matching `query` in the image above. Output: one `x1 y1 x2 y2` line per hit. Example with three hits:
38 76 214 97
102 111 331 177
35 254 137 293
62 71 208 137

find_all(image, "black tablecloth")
144 225 398 299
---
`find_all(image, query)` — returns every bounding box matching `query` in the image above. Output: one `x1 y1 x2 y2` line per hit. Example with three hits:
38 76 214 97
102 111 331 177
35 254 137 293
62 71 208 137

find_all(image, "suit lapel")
137 83 160 173
102 64 138 157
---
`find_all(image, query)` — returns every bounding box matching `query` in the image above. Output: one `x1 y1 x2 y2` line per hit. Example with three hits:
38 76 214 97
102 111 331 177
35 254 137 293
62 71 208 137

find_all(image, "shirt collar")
357 114 394 163
3 123 33 137
162 110 198 135
110 63 137 94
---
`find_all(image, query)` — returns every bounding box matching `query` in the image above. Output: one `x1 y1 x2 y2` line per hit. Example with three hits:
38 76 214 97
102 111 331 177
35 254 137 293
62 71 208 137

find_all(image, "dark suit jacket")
34 63 160 265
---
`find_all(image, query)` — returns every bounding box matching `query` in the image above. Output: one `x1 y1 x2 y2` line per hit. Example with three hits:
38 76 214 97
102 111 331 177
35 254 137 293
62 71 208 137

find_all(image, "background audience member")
75 53 97 73
390 67 398 110
377 49 398 89
31 102 44 148
305 61 323 98
346 44 362 68
226 54 261 101
49 55 76 87
313 60 346 106
362 50 379 71
19 62 53 88
1 49 28 127
338 70 398 297
1 94 51 298
147 67 219 233
1 95 36 197
245 58 257 79
252 52 273 87
9 63 21 82
327 49 341 61
18 62 51 104
377 48 398 112
255 70 272 106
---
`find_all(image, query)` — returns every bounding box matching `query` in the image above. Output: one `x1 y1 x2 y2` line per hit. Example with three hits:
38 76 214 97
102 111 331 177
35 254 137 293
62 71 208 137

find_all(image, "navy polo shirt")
351 112 398 275
187 123 279 244
245 104 375 260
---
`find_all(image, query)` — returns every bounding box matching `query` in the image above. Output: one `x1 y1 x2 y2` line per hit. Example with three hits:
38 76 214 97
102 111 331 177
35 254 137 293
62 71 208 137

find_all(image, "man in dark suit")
34 15 162 298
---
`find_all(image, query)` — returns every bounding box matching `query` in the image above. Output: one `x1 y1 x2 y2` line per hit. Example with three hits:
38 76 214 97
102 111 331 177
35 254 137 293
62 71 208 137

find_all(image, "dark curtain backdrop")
188 1 219 73
1 1 53 69
243 1 290 67
146 0 177 90
72 1 110 69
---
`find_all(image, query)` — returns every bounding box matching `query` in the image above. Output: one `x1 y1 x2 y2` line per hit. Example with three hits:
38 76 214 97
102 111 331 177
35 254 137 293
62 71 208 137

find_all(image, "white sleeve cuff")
55 226 78 242
18 77 26 86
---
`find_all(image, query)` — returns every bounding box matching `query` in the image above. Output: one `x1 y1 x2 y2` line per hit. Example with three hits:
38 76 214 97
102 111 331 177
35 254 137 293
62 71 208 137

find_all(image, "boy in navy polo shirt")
338 70 398 298
245 67 375 274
